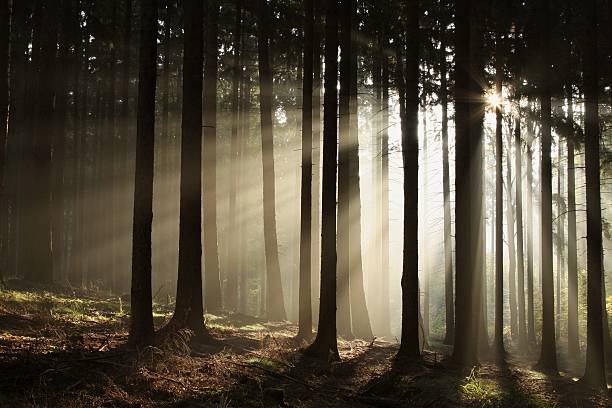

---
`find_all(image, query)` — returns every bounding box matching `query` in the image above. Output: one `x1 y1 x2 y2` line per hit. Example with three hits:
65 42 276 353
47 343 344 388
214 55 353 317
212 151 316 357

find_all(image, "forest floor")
0 282 610 407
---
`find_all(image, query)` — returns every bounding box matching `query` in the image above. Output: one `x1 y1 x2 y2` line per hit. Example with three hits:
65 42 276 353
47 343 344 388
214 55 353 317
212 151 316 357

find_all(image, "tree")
203 0 222 313
0 0 9 278
227 0 243 313
580 0 606 388
163 0 210 338
493 28 504 358
536 0 557 372
297 0 314 340
439 28 454 346
397 0 420 361
566 85 579 358
514 113 528 351
305 0 339 360
337 0 353 339
129 0 157 345
256 0 287 321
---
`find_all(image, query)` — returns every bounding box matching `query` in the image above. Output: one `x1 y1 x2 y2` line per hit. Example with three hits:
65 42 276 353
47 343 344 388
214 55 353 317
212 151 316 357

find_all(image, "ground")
0 283 609 407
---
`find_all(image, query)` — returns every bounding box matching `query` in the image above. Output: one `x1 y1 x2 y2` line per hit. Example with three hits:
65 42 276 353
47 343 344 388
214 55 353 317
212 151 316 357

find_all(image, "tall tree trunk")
566 86 579 358
348 19 373 340
536 0 557 371
164 0 210 338
556 127 564 341
227 0 243 313
305 0 339 360
515 113 528 351
310 0 322 325
440 34 454 346
397 0 420 361
381 49 391 338
129 0 157 345
109 0 119 292
506 136 519 344
0 0 9 280
421 108 430 343
581 0 606 387
336 0 352 339
526 131 536 345
256 0 286 321
494 31 504 357
120 0 132 295
297 0 314 340
24 0 57 284
203 0 222 312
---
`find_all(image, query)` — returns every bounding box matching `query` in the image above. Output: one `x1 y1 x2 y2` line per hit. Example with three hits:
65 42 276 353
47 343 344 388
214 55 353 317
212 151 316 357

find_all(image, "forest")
0 0 611 406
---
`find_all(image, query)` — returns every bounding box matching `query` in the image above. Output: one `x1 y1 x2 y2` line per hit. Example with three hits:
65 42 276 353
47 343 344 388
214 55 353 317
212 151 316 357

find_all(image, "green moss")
245 357 280 371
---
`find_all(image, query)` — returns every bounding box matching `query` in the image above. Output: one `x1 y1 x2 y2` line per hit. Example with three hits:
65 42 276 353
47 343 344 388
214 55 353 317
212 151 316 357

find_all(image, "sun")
486 92 503 109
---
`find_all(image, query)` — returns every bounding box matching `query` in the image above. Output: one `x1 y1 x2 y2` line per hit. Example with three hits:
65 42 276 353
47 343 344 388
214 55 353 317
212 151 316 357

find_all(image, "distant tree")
256 0 287 321
566 86 579 358
0 0 9 281
514 113 528 351
129 0 157 345
305 0 339 360
493 28 504 358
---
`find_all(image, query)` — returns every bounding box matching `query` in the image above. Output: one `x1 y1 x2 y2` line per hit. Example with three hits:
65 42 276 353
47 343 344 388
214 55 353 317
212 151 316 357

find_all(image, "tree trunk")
536 0 557 371
566 86 579 358
310 0 322 325
227 0 243 313
336 0 352 339
381 49 391 338
581 0 606 387
494 31 504 357
257 0 287 321
348 20 373 340
297 0 314 340
305 0 339 360
397 0 420 361
515 113 528 351
129 0 157 345
0 0 9 280
440 34 454 346
164 0 210 338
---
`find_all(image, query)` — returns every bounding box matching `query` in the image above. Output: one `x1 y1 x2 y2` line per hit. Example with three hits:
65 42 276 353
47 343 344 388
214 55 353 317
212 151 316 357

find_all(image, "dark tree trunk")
494 31 504 357
515 113 528 351
0 0 9 278
506 132 518 342
440 34 454 346
581 0 606 388
109 0 119 292
526 139 536 346
566 86 579 358
348 18 372 340
129 0 157 345
310 0 322 325
453 0 485 366
536 0 557 371
297 0 314 340
336 0 353 339
164 0 210 337
119 0 132 295
227 0 243 313
203 0 222 313
164 0 210 338
397 0 420 361
256 0 286 321
305 0 339 360
24 0 57 284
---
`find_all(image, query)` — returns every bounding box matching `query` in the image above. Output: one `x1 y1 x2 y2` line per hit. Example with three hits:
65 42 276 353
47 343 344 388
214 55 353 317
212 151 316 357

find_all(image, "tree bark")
494 31 504 357
397 0 420 361
297 0 314 340
203 0 222 313
164 0 210 338
536 0 557 371
129 0 157 345
305 0 339 360
581 0 606 387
